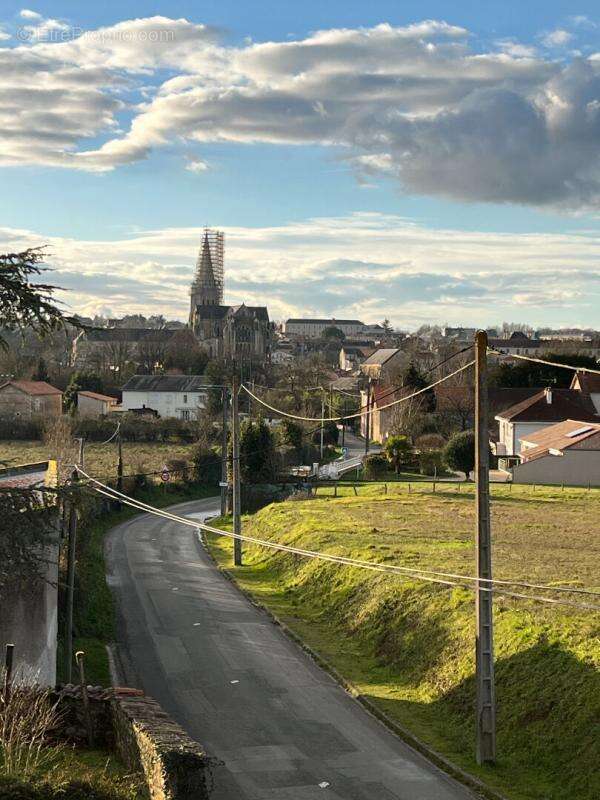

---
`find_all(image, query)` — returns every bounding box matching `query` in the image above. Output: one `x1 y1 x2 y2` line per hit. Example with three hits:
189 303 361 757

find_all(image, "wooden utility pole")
231 367 242 566
65 469 79 684
221 386 229 516
116 430 123 493
475 329 496 765
364 378 371 456
320 391 325 459
77 437 85 469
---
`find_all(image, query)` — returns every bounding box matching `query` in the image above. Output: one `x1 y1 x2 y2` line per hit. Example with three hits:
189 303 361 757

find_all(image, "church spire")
189 228 224 318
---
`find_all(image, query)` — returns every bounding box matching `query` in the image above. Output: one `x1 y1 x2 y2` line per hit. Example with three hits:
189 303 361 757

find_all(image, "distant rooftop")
121 375 210 393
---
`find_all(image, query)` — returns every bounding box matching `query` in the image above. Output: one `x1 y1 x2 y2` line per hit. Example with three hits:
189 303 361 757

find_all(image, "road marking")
230 679 240 684
318 781 330 788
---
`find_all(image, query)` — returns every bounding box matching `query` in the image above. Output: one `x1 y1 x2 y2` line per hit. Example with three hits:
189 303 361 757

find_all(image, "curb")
196 527 509 800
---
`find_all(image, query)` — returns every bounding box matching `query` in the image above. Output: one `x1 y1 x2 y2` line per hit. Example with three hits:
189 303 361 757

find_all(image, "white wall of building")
122 390 207 419
498 419 555 455
512 449 600 486
285 320 364 338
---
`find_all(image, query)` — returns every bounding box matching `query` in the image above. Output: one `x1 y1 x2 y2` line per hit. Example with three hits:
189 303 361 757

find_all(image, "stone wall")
53 686 213 799
111 689 213 800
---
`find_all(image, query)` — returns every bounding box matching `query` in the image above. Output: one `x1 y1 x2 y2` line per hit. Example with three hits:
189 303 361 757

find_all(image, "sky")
1 2 600 329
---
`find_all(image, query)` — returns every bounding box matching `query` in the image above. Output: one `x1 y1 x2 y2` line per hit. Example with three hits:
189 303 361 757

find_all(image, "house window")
180 409 190 421
183 394 188 403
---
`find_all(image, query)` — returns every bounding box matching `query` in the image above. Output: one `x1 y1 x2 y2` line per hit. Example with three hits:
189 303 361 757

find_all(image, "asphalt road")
105 497 476 800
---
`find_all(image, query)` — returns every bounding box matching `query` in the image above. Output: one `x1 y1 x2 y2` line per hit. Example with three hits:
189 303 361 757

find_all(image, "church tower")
189 228 224 323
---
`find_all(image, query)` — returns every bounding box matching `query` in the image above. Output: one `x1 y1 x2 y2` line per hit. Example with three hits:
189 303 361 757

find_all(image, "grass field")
0 440 195 479
207 484 600 800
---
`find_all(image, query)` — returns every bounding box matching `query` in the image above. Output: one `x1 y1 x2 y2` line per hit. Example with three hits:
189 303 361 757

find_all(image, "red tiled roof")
78 390 118 403
495 388 598 423
0 380 62 396
520 419 600 462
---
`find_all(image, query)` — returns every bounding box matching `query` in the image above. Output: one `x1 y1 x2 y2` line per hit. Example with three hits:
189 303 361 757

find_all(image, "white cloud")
185 158 209 173
0 212 598 327
19 9 42 20
540 29 574 48
2 17 600 210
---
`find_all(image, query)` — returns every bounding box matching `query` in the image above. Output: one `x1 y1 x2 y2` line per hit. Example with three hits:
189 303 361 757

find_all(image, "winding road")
105 497 476 800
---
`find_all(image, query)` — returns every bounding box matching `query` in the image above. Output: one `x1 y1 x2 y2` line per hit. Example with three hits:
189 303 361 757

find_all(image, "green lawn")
206 484 600 800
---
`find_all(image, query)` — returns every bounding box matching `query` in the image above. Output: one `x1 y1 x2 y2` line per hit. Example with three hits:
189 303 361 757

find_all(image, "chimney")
545 388 552 404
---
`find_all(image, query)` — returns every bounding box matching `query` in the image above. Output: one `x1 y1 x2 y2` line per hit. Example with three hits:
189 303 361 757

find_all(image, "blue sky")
1 2 599 328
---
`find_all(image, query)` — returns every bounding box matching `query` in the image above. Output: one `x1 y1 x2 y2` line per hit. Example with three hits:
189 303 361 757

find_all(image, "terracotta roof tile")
0 380 62 396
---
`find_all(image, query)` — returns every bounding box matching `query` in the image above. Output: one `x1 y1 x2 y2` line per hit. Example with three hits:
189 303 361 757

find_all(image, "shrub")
363 453 388 479
311 420 339 447
419 449 446 476
240 419 276 483
416 433 446 451
444 430 475 479
191 446 221 486
384 434 413 474
280 420 303 451
164 458 189 482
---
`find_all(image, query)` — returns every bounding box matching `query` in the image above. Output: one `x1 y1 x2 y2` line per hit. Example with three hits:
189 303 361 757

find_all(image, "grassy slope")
206 483 600 800
1 747 148 799
0 440 195 479
59 483 216 686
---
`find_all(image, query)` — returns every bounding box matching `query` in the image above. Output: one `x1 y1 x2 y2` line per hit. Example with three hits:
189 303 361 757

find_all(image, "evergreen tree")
240 418 276 483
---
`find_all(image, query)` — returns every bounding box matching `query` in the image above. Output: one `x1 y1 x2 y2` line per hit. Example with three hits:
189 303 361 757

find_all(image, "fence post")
75 651 94 747
3 643 14 703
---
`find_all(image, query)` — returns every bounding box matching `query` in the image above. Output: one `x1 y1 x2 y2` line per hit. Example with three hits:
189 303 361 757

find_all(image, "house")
339 345 374 372
359 384 411 443
512 419 600 486
121 375 209 420
359 348 407 382
284 318 365 338
570 371 600 413
487 331 542 356
494 388 598 457
77 390 119 418
0 380 62 418
72 327 178 372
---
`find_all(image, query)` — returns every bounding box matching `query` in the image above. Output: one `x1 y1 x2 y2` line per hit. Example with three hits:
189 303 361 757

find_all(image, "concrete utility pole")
65 468 79 684
364 378 372 456
231 366 242 566
474 329 496 765
116 428 123 510
221 386 229 516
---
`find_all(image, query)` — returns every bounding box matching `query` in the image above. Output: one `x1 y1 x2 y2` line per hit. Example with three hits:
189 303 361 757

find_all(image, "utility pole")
77 437 85 469
221 386 229 516
116 428 123 510
364 377 371 456
320 391 325 459
232 366 242 566
475 329 496 765
65 468 79 684
341 397 346 450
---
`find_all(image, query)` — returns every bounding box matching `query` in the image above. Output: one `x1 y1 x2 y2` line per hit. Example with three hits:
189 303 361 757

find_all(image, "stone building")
72 327 178 372
0 380 62 418
190 229 272 361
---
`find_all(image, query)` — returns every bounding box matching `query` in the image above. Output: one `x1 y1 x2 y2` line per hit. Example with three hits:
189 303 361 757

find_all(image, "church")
189 229 272 361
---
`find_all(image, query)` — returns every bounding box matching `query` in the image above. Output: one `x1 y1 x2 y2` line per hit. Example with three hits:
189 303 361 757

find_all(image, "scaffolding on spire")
190 228 224 309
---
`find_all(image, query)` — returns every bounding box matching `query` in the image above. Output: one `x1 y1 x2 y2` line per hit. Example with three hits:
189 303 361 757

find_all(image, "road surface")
105 497 475 800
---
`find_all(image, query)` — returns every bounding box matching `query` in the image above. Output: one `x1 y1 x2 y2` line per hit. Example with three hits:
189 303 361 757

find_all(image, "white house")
512 419 600 486
120 375 208 420
494 387 598 457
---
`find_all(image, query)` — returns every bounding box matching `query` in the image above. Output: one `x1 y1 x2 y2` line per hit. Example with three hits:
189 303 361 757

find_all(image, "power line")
487 349 600 376
75 470 600 611
242 361 475 423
